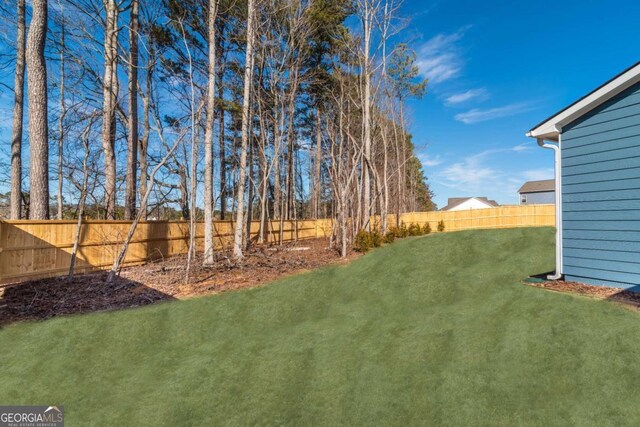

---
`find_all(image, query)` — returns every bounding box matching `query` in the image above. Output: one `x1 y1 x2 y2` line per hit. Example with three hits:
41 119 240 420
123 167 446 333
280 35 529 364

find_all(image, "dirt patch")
524 279 640 310
0 239 358 326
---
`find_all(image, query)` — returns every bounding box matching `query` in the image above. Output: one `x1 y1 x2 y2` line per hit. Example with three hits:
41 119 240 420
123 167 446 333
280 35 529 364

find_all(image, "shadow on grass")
0 274 175 327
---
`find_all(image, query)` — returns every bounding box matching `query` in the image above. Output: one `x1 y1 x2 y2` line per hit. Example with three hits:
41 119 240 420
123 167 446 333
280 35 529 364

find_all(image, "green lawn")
2 227 640 425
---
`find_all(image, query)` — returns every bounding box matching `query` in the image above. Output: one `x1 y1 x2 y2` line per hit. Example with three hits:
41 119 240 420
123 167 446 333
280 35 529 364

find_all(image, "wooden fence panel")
395 205 555 232
0 205 555 284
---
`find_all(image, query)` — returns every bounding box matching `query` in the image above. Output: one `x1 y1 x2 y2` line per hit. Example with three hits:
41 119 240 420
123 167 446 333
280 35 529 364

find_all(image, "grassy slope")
2 228 640 426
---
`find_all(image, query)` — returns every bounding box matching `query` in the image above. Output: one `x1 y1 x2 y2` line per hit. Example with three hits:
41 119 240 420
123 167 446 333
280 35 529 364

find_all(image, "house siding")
561 80 640 289
521 191 555 205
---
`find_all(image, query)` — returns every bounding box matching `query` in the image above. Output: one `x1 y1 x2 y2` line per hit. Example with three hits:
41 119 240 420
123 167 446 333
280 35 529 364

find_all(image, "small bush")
437 220 445 232
408 223 422 236
354 229 373 252
386 223 411 239
371 229 383 248
398 222 409 238
383 230 396 244
422 222 432 235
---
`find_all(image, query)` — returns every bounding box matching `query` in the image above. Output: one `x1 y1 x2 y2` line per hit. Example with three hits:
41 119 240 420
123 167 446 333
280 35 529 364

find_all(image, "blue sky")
402 0 640 208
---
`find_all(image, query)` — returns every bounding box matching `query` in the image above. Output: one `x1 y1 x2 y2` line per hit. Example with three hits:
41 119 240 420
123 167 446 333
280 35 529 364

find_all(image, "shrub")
354 229 373 252
437 220 445 232
371 229 383 248
408 223 422 236
383 230 396 244
398 222 409 238
386 223 411 239
422 222 432 235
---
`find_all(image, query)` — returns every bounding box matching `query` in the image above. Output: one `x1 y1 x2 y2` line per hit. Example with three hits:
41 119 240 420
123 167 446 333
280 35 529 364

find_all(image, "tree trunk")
26 0 49 220
217 29 226 221
273 106 282 220
203 0 218 266
257 117 268 244
312 107 322 219
10 0 26 220
362 7 372 231
245 135 255 250
399 101 407 216
392 114 402 227
124 0 139 220
285 66 299 220
139 47 153 221
381 122 389 234
56 12 66 220
232 0 255 260
102 0 118 219
179 165 189 219
182 21 199 282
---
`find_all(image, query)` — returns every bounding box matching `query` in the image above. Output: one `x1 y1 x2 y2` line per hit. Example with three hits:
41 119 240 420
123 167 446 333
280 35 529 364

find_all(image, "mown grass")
2 227 640 425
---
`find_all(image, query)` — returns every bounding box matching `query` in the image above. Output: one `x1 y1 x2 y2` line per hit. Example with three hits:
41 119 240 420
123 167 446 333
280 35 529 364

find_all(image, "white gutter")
537 134 563 280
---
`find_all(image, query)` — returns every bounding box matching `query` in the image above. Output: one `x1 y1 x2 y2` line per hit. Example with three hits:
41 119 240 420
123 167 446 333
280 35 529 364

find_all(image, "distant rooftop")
518 179 555 194
441 197 499 211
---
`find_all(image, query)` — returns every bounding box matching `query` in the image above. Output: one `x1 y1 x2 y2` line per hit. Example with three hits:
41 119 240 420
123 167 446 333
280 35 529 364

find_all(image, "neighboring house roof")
518 179 555 194
441 197 498 211
527 61 640 142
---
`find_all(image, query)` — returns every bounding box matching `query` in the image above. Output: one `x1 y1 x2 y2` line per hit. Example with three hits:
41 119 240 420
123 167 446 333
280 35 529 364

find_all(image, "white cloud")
454 103 532 124
437 151 497 191
419 153 443 168
416 27 469 84
512 142 534 152
444 88 489 105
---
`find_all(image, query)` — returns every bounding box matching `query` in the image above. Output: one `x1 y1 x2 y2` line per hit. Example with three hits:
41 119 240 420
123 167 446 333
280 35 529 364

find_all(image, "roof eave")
526 128 559 142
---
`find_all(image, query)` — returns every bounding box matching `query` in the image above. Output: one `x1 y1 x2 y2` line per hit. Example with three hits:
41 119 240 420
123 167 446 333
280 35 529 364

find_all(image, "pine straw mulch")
524 279 640 310
0 238 359 327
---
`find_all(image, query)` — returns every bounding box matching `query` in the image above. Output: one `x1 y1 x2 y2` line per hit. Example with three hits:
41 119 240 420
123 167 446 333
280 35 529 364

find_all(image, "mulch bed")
524 279 640 310
0 239 358 327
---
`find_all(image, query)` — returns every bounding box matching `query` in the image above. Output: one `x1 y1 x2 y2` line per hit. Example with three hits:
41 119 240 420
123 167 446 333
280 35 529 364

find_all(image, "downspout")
537 132 563 280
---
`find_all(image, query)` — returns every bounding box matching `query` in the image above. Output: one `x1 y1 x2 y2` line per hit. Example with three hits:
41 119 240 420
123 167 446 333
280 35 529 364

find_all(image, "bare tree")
125 0 140 219
101 0 119 219
232 0 256 260
358 0 376 231
138 24 157 221
10 0 26 219
26 0 50 219
311 107 322 219
56 1 67 219
203 0 219 266
179 17 202 281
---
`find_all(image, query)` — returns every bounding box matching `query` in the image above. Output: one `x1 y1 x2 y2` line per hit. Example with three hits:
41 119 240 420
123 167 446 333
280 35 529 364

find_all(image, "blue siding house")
527 61 640 290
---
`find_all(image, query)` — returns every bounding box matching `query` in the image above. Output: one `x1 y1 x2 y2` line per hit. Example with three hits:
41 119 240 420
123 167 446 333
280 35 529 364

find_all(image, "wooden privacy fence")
0 204 554 285
0 219 333 285
392 204 555 232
